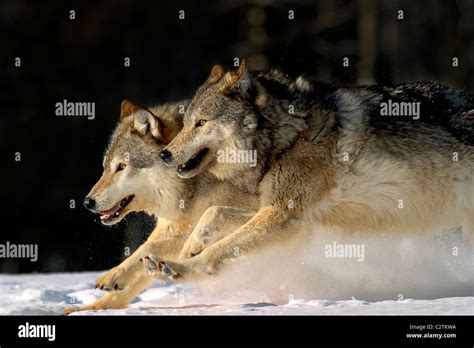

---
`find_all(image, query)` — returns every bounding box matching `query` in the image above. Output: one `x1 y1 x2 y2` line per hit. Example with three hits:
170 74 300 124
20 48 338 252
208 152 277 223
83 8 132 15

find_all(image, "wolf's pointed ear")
133 109 163 140
120 99 140 119
223 59 250 96
207 64 226 83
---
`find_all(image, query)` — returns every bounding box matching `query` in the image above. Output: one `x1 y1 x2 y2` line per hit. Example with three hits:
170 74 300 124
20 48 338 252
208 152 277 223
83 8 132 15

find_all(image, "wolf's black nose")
160 149 172 164
83 196 96 210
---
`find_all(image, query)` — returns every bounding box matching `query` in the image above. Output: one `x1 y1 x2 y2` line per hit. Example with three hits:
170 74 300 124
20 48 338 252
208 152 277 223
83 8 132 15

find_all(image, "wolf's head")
160 60 259 179
84 100 185 225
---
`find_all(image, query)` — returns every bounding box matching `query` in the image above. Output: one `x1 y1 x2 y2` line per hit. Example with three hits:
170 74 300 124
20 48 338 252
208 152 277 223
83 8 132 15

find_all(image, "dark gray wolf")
150 61 473 282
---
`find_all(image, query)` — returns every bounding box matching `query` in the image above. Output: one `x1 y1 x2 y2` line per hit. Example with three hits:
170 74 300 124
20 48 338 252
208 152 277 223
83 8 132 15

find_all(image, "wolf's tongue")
100 202 121 216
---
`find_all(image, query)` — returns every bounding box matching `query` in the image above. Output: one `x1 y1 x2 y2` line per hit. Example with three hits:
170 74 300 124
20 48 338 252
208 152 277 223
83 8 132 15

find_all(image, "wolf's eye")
116 163 127 172
195 119 207 128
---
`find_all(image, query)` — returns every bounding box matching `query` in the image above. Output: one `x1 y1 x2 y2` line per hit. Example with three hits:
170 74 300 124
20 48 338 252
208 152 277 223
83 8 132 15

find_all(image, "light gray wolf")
63 99 258 314
148 60 474 282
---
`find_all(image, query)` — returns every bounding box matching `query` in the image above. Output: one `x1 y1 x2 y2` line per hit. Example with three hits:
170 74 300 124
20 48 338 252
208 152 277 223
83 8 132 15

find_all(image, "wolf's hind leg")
178 206 255 260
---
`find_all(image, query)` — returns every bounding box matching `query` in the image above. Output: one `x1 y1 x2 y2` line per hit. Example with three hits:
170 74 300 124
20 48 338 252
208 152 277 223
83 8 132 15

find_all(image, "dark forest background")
1 0 473 273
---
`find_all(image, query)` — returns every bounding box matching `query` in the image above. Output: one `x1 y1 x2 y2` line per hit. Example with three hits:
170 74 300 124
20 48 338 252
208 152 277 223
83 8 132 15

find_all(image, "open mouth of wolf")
98 195 134 225
176 148 209 177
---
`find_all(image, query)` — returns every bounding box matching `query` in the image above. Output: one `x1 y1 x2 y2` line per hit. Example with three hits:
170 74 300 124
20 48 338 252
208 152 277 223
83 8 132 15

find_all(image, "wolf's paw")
142 252 217 283
141 255 181 283
63 306 80 315
95 262 142 291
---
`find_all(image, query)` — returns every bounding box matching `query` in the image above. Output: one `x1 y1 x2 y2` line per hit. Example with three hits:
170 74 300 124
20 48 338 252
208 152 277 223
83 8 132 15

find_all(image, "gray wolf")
64 99 258 314
150 60 474 282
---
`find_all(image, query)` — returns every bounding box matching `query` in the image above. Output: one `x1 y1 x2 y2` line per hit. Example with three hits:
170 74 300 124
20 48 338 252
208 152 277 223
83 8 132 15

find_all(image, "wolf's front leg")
95 258 144 291
146 141 329 282
179 206 255 260
94 222 169 291
63 273 153 315
95 232 188 291
64 234 188 314
144 204 304 282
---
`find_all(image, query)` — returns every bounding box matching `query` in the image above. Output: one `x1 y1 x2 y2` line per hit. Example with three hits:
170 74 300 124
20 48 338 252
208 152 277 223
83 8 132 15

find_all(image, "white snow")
1 228 473 315
0 272 472 315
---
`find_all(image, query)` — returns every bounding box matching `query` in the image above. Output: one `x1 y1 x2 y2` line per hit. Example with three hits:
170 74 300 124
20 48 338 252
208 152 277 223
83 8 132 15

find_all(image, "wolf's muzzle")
83 196 96 211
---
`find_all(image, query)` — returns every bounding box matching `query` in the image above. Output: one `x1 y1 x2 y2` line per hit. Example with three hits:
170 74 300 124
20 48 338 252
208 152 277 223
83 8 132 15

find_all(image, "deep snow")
1 228 473 315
